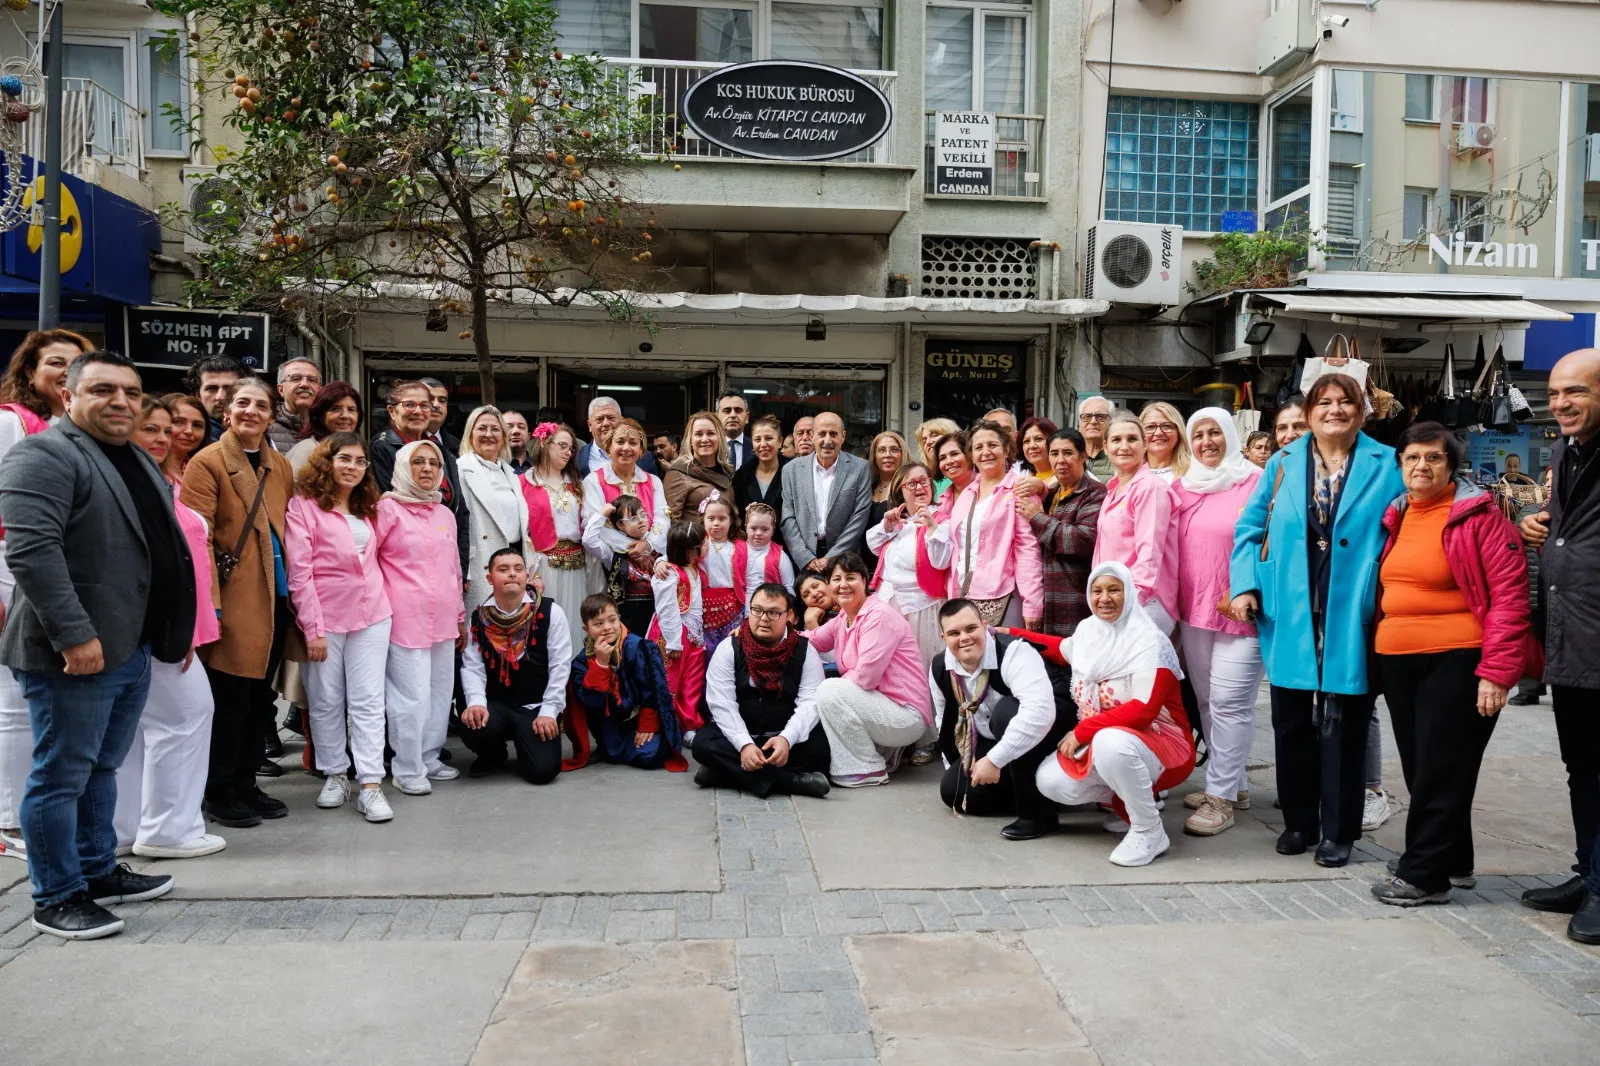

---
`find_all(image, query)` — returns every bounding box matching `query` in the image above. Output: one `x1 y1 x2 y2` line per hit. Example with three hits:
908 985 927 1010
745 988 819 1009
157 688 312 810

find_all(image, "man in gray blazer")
780 412 872 572
0 350 194 941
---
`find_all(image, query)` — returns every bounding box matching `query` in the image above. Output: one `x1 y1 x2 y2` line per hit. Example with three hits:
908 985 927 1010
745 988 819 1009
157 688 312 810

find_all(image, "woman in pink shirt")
374 439 465 797
1171 408 1263 836
810 554 933 786
943 420 1045 629
1091 412 1179 634
285 433 395 824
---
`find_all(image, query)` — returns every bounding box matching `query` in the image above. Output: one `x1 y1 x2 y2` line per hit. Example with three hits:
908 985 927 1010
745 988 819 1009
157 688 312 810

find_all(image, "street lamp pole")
37 0 63 330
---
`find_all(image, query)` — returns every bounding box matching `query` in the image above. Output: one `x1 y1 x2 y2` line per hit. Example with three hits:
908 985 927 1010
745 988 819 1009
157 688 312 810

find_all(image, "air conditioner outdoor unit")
182 166 246 254
1586 134 1600 182
1084 221 1182 306
1456 122 1497 153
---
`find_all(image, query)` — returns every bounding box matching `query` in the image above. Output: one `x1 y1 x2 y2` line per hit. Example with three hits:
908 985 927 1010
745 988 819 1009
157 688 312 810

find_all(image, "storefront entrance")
551 366 717 444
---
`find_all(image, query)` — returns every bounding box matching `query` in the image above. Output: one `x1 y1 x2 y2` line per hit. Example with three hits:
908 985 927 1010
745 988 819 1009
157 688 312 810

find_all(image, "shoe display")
426 765 460 781
1567 892 1600 945
1109 826 1170 867
392 775 433 796
317 775 350 809
1361 788 1392 832
1276 829 1312 855
0 828 25 862
1183 795 1235 836
1314 840 1352 868
356 787 395 823
1522 875 1589 914
247 788 288 819
87 863 174 906
32 893 124 940
205 797 264 828
1371 876 1450 907
132 834 227 860
786 771 831 799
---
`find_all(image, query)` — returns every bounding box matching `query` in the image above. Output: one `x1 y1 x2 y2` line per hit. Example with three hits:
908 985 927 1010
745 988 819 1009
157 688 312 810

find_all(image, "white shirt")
929 634 1056 770
459 595 573 719
705 629 825 751
702 537 737 589
743 543 796 604
651 565 704 650
344 513 372 554
581 467 670 569
866 517 952 613
813 455 839 538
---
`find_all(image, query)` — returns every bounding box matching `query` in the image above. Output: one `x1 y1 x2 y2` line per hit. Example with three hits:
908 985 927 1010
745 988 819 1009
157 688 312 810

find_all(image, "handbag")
1257 462 1287 564
215 473 269 586
1275 333 1314 407
1234 381 1261 436
1470 343 1516 432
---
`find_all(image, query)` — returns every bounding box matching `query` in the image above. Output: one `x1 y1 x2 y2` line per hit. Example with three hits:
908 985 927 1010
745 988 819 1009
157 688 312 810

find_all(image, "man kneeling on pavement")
693 582 832 798
933 598 1074 840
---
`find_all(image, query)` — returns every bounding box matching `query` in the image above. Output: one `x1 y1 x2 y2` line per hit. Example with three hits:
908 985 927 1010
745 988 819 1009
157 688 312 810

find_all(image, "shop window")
1268 84 1313 205
723 370 883 455
922 339 1027 431
1565 82 1600 279
1102 95 1258 231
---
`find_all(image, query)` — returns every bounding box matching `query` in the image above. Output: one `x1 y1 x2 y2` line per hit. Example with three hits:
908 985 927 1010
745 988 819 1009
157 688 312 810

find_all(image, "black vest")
471 602 551 707
732 634 811 737
932 634 1018 765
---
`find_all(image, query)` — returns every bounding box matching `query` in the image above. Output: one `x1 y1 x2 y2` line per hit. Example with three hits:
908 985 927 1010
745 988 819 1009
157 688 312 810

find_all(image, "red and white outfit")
114 480 221 854
699 536 745 658
867 515 952 662
648 562 706 732
0 403 50 855
582 464 669 567
733 539 794 606
522 472 592 652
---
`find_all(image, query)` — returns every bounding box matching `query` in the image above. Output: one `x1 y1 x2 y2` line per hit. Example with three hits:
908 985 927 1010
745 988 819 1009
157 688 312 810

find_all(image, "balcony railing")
26 78 145 179
603 58 898 166
923 111 1043 198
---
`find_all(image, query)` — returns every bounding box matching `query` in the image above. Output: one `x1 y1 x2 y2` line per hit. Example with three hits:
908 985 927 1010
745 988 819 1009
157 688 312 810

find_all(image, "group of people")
0 333 1596 951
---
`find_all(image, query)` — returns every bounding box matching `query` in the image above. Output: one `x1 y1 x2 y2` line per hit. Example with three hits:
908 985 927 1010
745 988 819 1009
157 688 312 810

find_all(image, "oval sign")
680 60 892 163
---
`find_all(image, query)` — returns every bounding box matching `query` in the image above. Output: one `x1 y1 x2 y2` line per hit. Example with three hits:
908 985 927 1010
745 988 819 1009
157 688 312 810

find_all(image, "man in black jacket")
1519 346 1600 944
371 379 468 573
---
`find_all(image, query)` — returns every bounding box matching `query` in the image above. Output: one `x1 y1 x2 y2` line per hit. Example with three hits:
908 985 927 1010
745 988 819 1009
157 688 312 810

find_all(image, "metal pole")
37 1 62 329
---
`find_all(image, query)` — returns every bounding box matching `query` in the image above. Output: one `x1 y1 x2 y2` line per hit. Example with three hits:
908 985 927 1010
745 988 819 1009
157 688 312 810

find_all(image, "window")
143 35 187 156
1404 74 1436 122
1268 84 1313 204
1329 70 1363 133
1326 163 1360 247
552 0 631 55
924 4 1030 114
1102 96 1259 231
771 3 882 69
552 0 882 67
1403 188 1432 240
1450 193 1487 243
639 4 753 63
1447 77 1491 125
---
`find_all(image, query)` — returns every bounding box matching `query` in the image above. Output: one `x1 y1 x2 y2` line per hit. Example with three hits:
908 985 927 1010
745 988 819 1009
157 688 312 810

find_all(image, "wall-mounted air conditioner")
1084 221 1182 306
182 166 245 254
1456 122 1497 154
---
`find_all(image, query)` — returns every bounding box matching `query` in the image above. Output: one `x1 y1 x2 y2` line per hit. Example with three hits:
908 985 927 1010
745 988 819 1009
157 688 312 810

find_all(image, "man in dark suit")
779 412 872 572
575 396 659 478
419 377 461 454
717 390 753 471
0 351 195 940
371 379 469 572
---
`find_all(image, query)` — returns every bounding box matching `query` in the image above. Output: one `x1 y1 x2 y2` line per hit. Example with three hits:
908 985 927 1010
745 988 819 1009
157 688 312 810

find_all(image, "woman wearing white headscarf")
1035 562 1196 867
1171 408 1264 837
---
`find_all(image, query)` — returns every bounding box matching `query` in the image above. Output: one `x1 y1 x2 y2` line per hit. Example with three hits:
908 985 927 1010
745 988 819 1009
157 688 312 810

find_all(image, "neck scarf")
475 595 540 688
1180 407 1256 495
738 621 798 692
1311 438 1350 531
384 439 445 505
948 664 990 791
584 624 629 667
1062 561 1183 686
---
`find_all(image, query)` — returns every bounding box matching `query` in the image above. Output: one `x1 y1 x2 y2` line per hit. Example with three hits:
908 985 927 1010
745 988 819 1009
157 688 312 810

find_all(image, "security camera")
638 341 653 354
1322 14 1350 28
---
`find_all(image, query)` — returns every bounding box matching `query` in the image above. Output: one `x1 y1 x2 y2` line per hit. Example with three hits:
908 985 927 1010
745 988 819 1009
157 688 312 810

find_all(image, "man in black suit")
575 396 660 478
718 390 753 470
419 377 461 454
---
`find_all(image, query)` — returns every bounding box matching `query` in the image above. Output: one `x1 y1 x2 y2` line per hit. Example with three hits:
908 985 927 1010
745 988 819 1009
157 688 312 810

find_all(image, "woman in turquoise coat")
1228 373 1404 869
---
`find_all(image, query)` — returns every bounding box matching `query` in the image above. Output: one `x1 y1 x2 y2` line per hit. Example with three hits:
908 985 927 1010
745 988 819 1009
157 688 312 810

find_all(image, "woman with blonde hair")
456 405 532 611
914 418 960 499
664 410 733 522
1140 401 1191 484
865 430 908 571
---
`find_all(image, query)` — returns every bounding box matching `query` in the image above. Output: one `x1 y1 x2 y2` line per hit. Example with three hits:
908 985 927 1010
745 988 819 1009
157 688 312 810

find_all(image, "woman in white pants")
374 440 464 796
807 554 933 787
111 397 226 858
1171 409 1265 837
285 434 395 823
1036 563 1196 867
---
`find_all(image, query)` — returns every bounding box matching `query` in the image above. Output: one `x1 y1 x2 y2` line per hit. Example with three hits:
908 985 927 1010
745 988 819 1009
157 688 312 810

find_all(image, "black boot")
1522 875 1588 914
1276 829 1312 855
1568 891 1600 945
1314 840 1352 867
205 793 263 828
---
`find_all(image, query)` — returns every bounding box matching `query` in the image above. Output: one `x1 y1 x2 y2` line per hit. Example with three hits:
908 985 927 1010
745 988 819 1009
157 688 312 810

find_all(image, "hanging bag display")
1234 381 1261 437
1417 342 1459 426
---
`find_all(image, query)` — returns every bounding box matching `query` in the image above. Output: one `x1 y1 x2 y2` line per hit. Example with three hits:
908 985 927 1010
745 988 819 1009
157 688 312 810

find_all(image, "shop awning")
1250 292 1572 325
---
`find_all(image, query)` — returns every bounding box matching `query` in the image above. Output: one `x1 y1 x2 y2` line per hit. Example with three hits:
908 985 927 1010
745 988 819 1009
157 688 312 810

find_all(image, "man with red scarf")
693 583 831 797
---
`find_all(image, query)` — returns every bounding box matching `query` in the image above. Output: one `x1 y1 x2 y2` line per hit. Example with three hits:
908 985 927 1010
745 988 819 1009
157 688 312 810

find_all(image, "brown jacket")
180 431 304 677
663 456 733 524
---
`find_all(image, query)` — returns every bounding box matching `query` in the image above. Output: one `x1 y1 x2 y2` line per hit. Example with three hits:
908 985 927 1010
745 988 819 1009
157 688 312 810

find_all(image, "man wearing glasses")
692 583 832 798
1077 395 1115 481
369 380 469 571
266 358 322 453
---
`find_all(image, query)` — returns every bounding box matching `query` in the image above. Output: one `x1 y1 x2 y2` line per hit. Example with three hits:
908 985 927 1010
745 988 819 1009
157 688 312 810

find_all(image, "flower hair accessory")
531 422 559 441
697 489 721 515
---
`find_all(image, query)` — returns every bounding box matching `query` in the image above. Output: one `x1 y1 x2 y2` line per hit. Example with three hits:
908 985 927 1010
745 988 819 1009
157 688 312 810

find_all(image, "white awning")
1250 292 1571 324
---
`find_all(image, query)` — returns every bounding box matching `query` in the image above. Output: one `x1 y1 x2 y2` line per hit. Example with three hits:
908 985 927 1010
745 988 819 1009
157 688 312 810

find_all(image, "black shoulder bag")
215 474 268 586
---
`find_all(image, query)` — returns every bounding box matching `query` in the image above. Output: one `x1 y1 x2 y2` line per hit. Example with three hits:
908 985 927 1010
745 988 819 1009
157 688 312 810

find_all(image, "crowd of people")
0 333 1595 951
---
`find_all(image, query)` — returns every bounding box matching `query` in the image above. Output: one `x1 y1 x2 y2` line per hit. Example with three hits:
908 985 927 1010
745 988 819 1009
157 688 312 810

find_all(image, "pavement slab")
1026 917 1597 1066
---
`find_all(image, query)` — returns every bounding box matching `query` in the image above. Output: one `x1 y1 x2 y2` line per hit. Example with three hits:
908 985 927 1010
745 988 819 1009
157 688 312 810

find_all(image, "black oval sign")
680 60 892 163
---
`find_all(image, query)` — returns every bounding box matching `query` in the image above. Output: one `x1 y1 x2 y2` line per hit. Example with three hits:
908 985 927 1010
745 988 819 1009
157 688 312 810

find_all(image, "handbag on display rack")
1469 343 1517 433
1234 381 1261 436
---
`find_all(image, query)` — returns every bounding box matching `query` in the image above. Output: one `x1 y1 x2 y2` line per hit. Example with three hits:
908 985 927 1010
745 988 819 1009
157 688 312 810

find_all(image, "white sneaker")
317 775 350 809
426 765 460 782
1109 826 1171 867
356 787 394 823
1362 788 1392 832
114 844 135 857
133 834 227 860
1101 813 1130 834
0 828 26 862
392 775 432 796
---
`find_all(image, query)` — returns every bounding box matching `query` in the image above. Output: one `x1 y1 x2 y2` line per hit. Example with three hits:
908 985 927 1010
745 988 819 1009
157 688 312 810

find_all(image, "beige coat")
180 432 304 678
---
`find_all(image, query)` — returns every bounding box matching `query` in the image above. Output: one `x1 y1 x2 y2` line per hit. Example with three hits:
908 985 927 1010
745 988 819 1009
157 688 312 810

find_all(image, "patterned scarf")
1311 441 1349 531
948 668 990 811
584 625 631 718
738 622 798 692
474 597 540 688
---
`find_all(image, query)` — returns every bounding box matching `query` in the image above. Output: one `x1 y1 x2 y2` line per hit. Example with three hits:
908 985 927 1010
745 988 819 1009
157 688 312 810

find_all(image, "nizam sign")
680 61 892 162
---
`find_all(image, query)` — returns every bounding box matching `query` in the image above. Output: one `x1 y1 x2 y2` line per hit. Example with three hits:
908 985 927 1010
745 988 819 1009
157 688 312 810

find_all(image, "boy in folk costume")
650 520 708 738
567 593 686 771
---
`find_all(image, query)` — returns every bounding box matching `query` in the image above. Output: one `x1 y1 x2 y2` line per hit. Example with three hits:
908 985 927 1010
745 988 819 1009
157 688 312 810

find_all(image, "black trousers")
1270 684 1373 845
692 721 831 798
939 697 1074 821
619 597 655 641
1379 650 1497 892
206 597 291 802
459 699 562 784
1552 685 1600 892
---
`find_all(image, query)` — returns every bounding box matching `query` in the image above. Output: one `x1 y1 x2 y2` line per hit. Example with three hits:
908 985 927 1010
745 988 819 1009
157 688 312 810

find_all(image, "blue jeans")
16 646 151 907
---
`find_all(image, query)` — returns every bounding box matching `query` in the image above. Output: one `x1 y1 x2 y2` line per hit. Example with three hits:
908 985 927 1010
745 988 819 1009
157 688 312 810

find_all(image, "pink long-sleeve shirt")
1172 472 1260 636
1092 464 1179 622
942 467 1045 619
808 595 933 725
284 495 393 641
373 497 465 649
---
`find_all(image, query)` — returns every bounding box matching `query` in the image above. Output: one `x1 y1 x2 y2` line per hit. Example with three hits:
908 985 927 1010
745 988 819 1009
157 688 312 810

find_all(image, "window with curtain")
145 37 186 154
1447 77 1490 124
981 14 1025 114
924 7 974 111
552 0 632 56
770 3 882 70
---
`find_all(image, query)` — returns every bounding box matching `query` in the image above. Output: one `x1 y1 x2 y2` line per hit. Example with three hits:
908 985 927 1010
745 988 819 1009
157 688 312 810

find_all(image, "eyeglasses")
1401 452 1449 466
1079 413 1111 423
283 373 320 385
393 400 426 412
332 454 370 468
412 457 443 469
748 606 787 620
1144 422 1179 434
901 476 932 490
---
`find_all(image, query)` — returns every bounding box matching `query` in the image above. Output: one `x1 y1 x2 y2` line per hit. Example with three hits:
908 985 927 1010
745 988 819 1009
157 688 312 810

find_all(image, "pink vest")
173 489 220 647
598 469 660 527
0 404 50 541
519 476 562 553
731 539 785 604
870 525 949 601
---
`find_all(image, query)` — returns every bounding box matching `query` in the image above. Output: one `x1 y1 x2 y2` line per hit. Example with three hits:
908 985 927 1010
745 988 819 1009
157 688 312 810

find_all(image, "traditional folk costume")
583 463 668 633
699 533 744 658
605 540 660 638
568 629 687 771
460 593 574 784
648 562 706 733
733 540 794 607
522 470 591 653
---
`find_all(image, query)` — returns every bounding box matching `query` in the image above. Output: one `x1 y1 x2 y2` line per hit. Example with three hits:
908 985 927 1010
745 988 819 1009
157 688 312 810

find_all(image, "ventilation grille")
920 236 1038 299
1100 233 1153 289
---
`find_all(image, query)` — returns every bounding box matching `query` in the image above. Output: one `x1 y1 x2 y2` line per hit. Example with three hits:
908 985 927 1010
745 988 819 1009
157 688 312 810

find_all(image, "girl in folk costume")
603 495 661 636
650 521 709 737
734 503 794 608
696 493 745 658
866 462 952 662
567 593 687 772
1034 562 1196 868
519 421 590 653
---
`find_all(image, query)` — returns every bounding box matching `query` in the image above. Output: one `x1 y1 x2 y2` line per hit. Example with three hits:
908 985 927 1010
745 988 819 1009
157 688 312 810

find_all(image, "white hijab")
1180 406 1256 495
384 439 444 505
1062 561 1183 685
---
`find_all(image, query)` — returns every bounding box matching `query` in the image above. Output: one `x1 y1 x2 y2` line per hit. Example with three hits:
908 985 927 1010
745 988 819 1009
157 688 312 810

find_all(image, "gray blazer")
0 418 196 674
779 451 873 569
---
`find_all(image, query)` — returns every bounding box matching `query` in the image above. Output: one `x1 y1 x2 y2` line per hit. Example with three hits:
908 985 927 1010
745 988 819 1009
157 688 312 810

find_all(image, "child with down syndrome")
566 593 687 771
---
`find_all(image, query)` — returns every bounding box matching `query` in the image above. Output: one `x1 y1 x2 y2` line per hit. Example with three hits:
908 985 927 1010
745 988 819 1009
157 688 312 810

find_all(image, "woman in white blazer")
456 406 533 610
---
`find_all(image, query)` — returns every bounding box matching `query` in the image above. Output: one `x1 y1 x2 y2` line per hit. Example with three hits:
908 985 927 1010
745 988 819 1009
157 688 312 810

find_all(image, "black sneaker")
87 862 174 906
1371 876 1450 907
468 758 504 779
786 771 830 799
693 764 718 788
247 788 288 819
32 892 125 940
205 796 264 828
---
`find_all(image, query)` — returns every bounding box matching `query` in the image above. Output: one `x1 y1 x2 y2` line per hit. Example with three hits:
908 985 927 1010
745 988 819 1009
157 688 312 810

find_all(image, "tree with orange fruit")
154 0 666 404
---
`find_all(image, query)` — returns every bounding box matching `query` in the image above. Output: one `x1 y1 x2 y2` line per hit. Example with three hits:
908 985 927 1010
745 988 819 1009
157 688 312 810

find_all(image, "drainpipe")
297 310 349 380
1029 240 1061 300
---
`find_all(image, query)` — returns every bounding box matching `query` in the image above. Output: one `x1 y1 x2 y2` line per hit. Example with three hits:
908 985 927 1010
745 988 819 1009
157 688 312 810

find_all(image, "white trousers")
114 659 215 848
0 551 29 830
385 639 455 781
1036 728 1166 832
815 677 927 777
1179 624 1263 800
304 619 393 784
